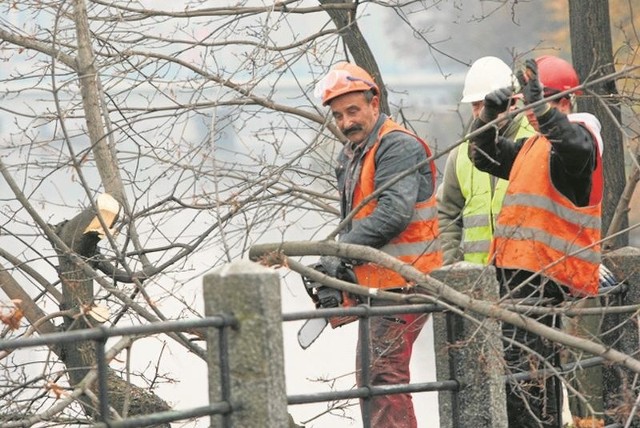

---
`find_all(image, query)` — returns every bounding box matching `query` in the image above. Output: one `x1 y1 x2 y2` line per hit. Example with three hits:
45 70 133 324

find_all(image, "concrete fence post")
431 262 507 428
203 260 288 428
601 246 640 427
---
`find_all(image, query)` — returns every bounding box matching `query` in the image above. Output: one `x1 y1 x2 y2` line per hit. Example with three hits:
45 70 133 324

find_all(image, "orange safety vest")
351 119 443 289
490 120 603 296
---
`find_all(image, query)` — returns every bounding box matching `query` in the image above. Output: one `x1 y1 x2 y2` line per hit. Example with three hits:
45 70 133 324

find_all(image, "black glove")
316 286 342 308
316 255 354 308
516 58 550 117
479 87 514 123
319 255 348 278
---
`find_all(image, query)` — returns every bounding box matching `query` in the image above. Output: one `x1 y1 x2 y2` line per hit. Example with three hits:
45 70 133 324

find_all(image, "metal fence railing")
1 247 638 428
284 302 456 427
0 317 236 428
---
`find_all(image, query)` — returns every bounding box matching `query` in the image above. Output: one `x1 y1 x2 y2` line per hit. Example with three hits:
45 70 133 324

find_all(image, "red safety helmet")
315 62 379 106
535 55 582 96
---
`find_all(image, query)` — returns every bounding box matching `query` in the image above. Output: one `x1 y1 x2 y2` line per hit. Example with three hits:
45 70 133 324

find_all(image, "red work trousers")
356 309 428 428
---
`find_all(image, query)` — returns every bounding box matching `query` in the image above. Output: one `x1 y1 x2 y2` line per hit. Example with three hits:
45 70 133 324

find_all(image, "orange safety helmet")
535 55 582 96
315 62 379 106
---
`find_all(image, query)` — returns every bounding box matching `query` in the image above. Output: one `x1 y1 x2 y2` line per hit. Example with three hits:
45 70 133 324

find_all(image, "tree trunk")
319 0 390 115
568 2 627 424
54 203 170 426
568 0 628 249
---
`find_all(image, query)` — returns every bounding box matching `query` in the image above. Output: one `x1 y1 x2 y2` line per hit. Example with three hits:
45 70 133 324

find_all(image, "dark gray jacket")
335 114 434 249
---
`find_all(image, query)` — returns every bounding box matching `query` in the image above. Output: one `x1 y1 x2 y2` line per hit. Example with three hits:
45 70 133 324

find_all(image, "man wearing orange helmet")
314 61 442 428
468 55 604 427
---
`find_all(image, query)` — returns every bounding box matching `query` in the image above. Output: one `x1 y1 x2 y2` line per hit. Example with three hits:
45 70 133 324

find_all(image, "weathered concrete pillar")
431 262 507 428
562 297 604 418
601 246 640 427
203 260 288 428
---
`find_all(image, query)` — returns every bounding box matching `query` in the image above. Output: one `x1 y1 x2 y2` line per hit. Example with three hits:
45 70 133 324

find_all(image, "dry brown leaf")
45 381 66 399
0 303 24 330
572 416 604 428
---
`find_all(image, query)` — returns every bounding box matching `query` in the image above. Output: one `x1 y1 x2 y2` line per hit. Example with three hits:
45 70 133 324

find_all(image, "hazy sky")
358 1 570 77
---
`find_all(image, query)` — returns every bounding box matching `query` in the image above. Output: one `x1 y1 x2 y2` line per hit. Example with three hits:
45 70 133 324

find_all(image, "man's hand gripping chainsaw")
297 262 359 349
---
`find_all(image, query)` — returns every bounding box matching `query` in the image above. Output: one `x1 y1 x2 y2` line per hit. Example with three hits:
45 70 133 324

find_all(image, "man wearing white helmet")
437 56 534 265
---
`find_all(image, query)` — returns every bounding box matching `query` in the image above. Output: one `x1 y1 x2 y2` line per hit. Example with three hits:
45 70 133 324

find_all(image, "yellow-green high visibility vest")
455 117 534 264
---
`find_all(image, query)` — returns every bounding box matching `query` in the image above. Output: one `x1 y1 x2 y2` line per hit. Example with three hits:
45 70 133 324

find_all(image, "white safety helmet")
461 56 516 103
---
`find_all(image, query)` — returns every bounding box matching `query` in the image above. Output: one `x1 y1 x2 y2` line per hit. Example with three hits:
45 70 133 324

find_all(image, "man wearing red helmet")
468 55 604 427
313 62 442 427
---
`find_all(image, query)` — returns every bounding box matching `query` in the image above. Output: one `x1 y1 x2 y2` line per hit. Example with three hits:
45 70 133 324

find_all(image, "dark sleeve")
538 108 595 176
436 148 464 264
537 109 596 205
340 132 430 249
467 118 525 180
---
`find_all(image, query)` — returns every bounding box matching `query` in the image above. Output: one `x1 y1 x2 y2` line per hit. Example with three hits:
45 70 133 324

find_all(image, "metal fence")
0 318 235 428
284 302 455 425
1 246 639 427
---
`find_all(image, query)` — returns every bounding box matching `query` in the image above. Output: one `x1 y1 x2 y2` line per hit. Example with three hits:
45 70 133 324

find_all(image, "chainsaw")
297 263 359 349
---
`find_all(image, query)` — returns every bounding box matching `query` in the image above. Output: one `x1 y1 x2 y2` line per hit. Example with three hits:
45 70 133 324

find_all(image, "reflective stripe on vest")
455 118 534 265
351 118 442 288
491 128 603 296
456 141 507 264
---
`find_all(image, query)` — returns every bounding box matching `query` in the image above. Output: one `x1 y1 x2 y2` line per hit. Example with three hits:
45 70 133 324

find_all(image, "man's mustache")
343 125 363 136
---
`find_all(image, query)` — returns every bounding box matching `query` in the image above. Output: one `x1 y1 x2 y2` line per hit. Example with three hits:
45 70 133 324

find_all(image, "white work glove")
599 264 618 290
